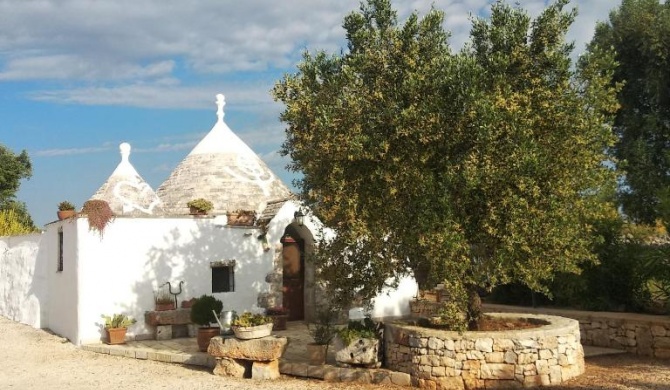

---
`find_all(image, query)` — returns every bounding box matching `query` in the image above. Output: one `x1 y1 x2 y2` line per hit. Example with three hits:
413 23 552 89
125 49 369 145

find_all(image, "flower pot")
189 206 207 216
57 210 76 220
307 343 328 365
232 323 273 340
155 302 176 311
269 314 289 331
197 327 220 352
106 327 128 345
181 298 196 308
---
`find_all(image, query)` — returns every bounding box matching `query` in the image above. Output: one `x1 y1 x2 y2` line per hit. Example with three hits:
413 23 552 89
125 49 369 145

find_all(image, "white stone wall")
73 216 277 345
0 233 46 328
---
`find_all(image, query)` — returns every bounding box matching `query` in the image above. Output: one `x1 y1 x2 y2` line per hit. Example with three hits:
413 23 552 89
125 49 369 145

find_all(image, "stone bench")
144 309 196 340
208 335 288 380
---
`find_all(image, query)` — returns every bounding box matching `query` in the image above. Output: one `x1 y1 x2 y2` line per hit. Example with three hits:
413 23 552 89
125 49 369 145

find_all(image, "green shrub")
190 295 223 326
335 316 379 345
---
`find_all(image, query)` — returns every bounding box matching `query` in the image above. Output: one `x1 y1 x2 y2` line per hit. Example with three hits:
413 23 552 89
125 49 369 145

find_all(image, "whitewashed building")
0 94 417 345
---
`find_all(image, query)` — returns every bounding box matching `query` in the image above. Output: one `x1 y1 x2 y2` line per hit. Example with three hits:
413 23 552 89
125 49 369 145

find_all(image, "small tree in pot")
190 294 223 351
307 307 338 365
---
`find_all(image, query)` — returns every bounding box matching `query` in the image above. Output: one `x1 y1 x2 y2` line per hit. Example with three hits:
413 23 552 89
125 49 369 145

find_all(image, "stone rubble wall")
385 314 584 389
483 303 670 359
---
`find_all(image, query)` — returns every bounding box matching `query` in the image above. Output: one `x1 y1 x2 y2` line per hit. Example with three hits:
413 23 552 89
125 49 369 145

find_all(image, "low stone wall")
484 303 670 359
385 313 584 389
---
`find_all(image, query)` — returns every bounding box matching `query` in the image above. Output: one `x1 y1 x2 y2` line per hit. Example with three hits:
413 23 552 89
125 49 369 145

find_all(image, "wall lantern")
294 209 305 226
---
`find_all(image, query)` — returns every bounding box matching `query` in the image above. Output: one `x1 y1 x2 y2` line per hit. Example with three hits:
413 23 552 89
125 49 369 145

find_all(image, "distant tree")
588 0 670 224
0 144 36 232
274 0 618 330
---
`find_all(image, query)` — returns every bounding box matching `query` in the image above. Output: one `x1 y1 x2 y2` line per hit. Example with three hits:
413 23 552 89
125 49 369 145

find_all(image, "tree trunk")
467 285 482 330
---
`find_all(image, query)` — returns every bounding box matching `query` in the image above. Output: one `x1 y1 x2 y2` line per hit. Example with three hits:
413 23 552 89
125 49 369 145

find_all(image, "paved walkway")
83 321 412 386
83 320 623 386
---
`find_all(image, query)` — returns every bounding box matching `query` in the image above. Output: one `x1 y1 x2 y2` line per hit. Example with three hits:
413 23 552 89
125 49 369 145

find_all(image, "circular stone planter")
385 313 584 389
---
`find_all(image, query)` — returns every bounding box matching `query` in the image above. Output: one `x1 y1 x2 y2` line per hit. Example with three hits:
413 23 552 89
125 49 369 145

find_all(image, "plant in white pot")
231 312 273 339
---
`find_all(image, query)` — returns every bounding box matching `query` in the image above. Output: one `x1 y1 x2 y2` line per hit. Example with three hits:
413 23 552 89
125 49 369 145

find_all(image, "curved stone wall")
385 313 584 389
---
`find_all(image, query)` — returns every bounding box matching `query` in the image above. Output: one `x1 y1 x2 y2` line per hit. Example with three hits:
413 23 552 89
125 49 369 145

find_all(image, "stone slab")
208 336 288 361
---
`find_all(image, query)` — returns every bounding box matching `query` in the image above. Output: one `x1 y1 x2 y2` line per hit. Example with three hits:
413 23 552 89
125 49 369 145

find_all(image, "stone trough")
385 313 584 389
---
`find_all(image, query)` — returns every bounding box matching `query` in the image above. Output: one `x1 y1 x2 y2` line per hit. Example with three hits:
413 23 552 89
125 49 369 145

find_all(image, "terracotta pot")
181 298 196 308
189 206 207 216
197 327 220 352
57 210 76 220
307 343 328 365
155 302 176 311
106 327 127 345
231 323 273 340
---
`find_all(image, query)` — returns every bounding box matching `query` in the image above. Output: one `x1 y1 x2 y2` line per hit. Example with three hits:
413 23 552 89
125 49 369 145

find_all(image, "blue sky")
1 0 617 227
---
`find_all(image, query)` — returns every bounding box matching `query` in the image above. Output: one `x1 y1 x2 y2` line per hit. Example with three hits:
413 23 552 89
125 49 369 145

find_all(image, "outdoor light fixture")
294 209 305 226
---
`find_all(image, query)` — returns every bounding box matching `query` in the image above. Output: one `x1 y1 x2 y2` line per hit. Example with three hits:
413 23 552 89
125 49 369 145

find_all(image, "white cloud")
1 1 616 108
34 146 112 157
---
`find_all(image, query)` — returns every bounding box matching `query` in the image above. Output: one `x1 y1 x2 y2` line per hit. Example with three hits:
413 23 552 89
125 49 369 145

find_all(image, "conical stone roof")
90 143 164 216
156 94 291 215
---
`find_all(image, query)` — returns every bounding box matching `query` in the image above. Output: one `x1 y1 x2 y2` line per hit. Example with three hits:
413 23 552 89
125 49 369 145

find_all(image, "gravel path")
1 316 669 389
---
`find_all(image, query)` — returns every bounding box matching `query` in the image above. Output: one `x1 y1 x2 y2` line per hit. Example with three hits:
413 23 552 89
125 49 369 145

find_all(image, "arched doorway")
280 221 314 321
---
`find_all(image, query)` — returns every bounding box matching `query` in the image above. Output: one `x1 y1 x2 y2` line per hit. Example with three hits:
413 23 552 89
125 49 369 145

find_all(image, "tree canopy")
0 144 35 232
274 0 619 329
588 0 670 224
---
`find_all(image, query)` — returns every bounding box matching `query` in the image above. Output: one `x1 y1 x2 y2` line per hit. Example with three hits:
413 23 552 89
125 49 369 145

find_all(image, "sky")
1 0 619 228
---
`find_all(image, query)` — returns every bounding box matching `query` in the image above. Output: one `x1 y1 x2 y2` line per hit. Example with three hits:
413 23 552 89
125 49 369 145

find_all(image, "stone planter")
385 313 585 389
232 323 273 340
227 212 255 226
307 343 328 365
334 336 380 367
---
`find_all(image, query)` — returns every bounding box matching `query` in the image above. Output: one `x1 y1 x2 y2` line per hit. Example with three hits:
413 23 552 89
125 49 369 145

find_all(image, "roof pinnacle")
216 94 225 122
120 142 131 163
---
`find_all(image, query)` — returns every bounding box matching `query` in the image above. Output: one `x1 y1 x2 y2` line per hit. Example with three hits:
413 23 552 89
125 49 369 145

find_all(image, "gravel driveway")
1 316 669 389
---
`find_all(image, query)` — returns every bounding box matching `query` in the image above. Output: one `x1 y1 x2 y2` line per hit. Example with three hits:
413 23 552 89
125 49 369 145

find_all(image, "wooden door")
282 241 304 321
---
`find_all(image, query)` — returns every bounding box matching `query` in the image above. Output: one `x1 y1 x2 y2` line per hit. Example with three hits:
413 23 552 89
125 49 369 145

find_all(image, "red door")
282 240 304 321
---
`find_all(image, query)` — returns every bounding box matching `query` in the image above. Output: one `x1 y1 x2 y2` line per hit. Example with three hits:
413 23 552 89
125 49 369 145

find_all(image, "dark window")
57 228 64 272
212 266 234 292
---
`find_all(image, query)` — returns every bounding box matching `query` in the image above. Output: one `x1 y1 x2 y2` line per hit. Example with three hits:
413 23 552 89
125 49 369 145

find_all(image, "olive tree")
273 0 618 330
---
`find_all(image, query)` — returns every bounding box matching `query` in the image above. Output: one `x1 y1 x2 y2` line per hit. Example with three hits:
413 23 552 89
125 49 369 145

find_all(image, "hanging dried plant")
81 199 114 237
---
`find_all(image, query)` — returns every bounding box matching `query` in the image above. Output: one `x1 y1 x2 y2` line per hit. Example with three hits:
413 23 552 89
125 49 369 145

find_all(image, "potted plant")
102 313 136 345
265 306 290 331
57 201 76 220
333 316 382 367
81 199 114 237
231 312 273 339
187 198 213 216
226 209 256 226
190 294 223 351
154 289 175 311
307 308 338 365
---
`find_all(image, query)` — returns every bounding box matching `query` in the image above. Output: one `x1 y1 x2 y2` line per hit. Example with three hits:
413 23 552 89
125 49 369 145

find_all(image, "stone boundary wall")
385 313 584 389
484 304 670 359
410 301 670 359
